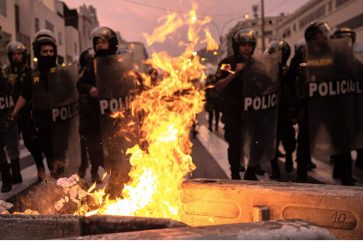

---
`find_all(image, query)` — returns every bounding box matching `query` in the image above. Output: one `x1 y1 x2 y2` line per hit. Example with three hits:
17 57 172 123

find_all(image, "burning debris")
0 200 13 214
6 2 218 222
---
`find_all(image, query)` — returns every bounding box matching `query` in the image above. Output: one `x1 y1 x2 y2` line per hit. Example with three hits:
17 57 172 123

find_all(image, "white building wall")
14 0 66 64
276 0 363 50
65 26 80 64
0 0 16 65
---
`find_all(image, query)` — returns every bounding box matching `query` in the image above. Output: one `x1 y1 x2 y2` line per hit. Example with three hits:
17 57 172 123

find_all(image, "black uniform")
0 70 13 192
77 60 104 181
205 75 221 131
2 64 44 181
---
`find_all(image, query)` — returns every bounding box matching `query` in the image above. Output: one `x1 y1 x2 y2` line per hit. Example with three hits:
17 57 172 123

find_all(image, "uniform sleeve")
21 68 33 100
215 58 232 82
77 63 95 95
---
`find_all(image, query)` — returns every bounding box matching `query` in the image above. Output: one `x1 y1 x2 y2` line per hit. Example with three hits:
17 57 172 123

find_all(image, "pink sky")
64 0 309 54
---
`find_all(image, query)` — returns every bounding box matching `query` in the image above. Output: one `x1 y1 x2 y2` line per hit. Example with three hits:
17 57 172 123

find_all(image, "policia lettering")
0 95 15 110
52 102 79 122
99 95 135 115
309 80 363 97
244 92 277 111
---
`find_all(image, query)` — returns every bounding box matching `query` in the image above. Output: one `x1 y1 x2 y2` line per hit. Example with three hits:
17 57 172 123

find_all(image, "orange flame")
81 2 217 221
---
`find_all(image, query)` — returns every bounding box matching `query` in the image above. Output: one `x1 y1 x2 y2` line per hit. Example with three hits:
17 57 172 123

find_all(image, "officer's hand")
89 87 98 98
235 63 246 74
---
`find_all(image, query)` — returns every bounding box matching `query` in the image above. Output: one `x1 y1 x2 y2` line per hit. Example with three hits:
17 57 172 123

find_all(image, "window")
328 1 333 12
15 4 20 33
299 6 326 29
45 20 54 32
0 0 6 17
35 18 40 32
58 32 62 45
337 13 363 30
336 0 351 7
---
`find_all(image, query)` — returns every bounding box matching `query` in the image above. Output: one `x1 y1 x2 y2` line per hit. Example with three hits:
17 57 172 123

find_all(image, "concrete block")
181 179 363 239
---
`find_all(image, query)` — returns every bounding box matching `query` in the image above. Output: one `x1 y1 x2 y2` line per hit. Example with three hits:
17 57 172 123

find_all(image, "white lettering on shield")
99 95 134 115
308 80 363 97
0 95 15 110
52 102 79 122
244 92 277 111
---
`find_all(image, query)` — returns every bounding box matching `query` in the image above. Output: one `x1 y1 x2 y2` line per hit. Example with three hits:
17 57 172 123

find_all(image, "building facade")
78 4 99 51
275 0 363 51
220 15 287 58
0 0 16 65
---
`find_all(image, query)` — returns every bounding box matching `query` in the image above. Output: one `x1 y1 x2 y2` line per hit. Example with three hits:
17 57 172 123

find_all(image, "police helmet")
232 28 257 55
32 29 57 58
79 47 95 69
91 26 118 54
265 40 291 66
331 27 356 44
304 22 330 42
7 41 27 64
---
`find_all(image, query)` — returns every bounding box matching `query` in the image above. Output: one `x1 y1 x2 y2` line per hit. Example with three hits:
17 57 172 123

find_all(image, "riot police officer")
267 40 297 179
295 22 356 185
31 30 66 179
77 27 120 183
4 41 45 183
331 28 363 170
77 47 95 179
0 41 24 185
0 68 13 192
215 28 273 180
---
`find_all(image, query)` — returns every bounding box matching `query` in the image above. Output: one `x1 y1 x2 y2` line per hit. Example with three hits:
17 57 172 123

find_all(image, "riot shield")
240 55 279 166
95 53 140 190
353 42 363 149
32 65 80 172
0 79 15 140
305 38 356 157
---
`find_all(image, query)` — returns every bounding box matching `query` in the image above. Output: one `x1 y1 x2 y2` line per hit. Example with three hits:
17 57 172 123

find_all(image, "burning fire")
2 2 218 222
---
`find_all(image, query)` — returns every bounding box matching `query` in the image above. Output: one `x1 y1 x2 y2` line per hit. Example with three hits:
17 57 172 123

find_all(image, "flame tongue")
84 2 217 221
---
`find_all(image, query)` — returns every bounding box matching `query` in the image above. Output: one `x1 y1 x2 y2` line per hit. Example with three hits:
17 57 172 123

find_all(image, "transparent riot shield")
95 53 140 189
240 54 279 166
0 79 15 139
32 65 80 172
353 42 363 149
305 38 355 157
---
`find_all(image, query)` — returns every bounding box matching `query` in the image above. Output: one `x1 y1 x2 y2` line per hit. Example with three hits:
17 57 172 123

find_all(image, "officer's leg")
224 116 242 180
270 116 282 180
355 148 363 168
78 135 89 179
214 110 220 131
296 116 309 183
245 115 267 181
0 145 12 193
281 118 296 173
5 125 22 184
334 153 355 186
87 133 103 183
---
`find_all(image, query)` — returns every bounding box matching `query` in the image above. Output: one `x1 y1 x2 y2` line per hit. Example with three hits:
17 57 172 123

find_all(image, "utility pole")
261 0 266 52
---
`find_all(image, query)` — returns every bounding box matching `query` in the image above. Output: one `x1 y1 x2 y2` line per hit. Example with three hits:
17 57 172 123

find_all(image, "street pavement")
1 111 363 201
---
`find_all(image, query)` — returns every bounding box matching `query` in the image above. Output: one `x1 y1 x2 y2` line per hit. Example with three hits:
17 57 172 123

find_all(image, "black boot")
91 165 102 184
11 159 23 184
296 160 308 183
78 166 87 179
285 153 293 173
244 165 259 181
270 158 280 180
37 167 45 183
341 158 355 186
356 150 363 168
255 165 266 175
307 160 317 170
1 162 12 193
